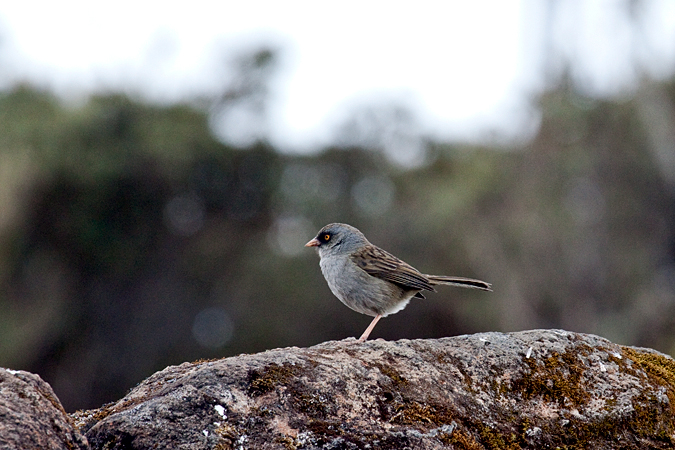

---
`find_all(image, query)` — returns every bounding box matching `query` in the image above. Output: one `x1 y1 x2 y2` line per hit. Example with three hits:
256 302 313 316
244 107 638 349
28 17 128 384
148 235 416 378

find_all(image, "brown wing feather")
350 245 435 292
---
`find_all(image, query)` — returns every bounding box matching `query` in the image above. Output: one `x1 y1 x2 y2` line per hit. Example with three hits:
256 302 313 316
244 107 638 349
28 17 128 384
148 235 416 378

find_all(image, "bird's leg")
358 314 382 342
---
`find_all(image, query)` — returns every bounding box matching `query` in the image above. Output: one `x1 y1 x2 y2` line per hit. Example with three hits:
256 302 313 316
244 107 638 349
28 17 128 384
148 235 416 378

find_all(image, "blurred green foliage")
0 76 674 412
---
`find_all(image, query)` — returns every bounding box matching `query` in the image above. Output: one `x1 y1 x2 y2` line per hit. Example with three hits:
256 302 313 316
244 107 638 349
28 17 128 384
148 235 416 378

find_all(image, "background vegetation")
1 47 674 411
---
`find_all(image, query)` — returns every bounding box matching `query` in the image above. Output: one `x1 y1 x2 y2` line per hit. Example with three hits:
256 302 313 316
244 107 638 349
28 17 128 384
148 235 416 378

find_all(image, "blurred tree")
0 86 283 410
210 46 279 147
1 73 675 413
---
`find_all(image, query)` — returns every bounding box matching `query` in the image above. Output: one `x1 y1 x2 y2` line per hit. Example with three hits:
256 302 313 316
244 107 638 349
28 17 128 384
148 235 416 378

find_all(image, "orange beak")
305 238 320 247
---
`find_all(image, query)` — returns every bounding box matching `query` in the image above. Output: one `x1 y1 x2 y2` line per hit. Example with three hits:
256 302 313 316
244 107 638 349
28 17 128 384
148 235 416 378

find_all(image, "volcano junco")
305 223 491 341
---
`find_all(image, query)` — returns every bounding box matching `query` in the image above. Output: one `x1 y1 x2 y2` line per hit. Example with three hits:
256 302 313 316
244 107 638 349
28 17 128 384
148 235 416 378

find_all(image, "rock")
0 368 88 450
77 329 675 450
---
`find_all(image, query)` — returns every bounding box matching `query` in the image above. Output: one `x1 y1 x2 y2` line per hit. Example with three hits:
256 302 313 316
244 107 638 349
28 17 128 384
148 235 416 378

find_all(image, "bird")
305 223 491 341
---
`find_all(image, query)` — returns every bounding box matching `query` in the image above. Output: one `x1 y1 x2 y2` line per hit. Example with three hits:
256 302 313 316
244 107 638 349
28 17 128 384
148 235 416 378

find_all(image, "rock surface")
72 329 675 450
0 368 88 450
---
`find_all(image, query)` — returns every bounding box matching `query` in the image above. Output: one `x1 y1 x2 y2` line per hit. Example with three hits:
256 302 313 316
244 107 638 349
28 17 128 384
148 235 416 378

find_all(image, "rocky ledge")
2 330 675 449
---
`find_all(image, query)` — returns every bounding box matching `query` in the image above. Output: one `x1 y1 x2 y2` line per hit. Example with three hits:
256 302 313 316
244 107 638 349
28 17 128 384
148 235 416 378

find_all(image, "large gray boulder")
75 330 675 449
0 368 88 450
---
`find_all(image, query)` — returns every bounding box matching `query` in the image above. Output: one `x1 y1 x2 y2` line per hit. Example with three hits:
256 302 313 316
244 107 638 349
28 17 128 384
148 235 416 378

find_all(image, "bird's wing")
350 245 435 292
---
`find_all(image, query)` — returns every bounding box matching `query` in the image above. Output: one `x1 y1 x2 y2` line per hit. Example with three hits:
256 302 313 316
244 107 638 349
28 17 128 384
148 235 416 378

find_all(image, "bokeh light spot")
192 307 234 349
164 193 205 236
268 216 314 257
351 176 395 216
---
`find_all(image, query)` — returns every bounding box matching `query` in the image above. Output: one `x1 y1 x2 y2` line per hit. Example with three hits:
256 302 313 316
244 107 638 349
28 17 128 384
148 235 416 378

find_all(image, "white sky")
1 1 675 153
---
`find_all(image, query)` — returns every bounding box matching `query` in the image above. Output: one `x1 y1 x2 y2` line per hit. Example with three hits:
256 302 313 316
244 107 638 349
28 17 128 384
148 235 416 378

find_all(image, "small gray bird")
305 223 491 341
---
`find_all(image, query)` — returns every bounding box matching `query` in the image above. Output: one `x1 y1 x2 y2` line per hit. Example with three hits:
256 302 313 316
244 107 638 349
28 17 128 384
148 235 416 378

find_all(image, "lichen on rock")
73 330 675 449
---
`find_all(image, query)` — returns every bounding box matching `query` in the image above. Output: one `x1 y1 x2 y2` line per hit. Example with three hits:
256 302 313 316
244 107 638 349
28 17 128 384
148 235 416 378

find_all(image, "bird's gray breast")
319 254 413 317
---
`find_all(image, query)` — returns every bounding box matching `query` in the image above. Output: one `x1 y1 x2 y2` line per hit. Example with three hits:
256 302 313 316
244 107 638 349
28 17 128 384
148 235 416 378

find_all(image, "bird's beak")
305 238 320 247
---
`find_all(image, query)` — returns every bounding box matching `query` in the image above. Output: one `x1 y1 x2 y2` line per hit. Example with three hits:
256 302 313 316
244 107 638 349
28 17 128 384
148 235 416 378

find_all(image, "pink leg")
358 314 382 342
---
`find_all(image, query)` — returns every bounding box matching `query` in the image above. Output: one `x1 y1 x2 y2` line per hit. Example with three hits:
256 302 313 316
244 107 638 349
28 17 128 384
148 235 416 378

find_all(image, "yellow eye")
323 234 331 241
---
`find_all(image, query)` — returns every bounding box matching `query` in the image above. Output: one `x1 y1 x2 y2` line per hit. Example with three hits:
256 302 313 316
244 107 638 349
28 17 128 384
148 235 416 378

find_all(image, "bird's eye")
323 234 331 241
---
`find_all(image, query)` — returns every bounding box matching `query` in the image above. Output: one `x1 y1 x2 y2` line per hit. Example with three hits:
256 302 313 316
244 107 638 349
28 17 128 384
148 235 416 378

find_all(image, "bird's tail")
425 275 492 291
